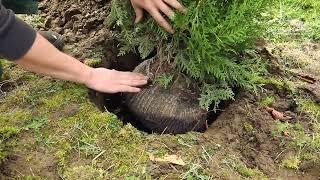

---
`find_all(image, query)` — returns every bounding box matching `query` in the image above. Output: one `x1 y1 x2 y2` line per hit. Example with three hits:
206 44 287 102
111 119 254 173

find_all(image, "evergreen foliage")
107 0 268 109
155 73 174 89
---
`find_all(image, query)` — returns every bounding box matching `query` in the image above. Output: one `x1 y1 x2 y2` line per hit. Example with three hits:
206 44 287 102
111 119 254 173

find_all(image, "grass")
1 0 320 179
181 163 211 180
0 126 20 162
262 1 320 171
282 156 301 169
271 96 320 170
18 14 45 29
1 63 319 178
0 62 146 178
260 95 275 107
0 61 210 178
223 155 267 179
264 0 320 43
63 165 107 180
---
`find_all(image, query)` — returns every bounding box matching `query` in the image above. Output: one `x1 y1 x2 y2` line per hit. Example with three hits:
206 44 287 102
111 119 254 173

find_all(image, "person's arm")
0 3 148 93
16 33 148 93
130 0 186 33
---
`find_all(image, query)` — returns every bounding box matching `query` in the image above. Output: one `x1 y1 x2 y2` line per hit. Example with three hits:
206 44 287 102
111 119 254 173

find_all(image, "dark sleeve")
0 2 36 61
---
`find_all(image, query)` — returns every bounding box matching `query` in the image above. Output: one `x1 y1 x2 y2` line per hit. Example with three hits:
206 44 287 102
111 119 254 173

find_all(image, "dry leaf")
149 153 186 166
266 107 293 121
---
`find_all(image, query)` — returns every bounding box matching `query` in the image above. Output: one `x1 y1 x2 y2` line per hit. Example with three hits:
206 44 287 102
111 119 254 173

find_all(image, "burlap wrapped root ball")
125 58 208 134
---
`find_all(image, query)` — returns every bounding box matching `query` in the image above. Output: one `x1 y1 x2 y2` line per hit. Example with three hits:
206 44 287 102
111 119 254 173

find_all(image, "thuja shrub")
107 0 268 110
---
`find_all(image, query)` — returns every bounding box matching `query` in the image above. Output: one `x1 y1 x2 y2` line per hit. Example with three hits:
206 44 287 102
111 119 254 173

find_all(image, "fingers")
85 68 147 94
135 73 149 80
120 79 148 86
131 0 186 33
133 6 144 23
117 85 141 93
163 0 186 13
114 71 148 86
118 71 148 81
148 7 174 33
157 1 174 18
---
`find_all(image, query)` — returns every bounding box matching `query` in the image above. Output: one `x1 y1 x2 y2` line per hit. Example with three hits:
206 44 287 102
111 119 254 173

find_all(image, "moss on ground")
223 155 267 179
0 62 204 178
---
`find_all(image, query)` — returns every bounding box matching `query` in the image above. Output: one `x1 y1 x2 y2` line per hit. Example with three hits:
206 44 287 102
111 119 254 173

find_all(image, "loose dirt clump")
208 92 281 173
39 0 112 58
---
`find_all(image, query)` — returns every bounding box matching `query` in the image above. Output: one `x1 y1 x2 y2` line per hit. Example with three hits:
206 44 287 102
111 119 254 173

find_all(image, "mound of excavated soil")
39 0 112 58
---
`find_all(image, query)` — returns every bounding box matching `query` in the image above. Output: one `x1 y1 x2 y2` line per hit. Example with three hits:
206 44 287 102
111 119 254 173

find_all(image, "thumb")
134 7 144 23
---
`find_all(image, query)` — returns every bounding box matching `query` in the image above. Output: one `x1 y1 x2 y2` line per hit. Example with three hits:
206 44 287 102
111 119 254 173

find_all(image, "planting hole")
88 50 230 134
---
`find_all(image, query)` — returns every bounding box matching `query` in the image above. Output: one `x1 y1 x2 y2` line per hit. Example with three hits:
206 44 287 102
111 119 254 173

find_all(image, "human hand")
130 0 186 34
85 68 148 93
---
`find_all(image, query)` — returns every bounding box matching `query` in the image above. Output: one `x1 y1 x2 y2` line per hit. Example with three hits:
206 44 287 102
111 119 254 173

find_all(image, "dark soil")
201 91 319 178
39 0 112 59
